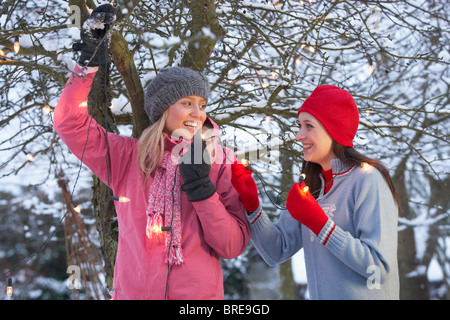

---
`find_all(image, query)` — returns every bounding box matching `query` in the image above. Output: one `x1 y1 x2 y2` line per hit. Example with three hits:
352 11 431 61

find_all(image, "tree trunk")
180 0 223 71
394 157 428 299
278 146 295 299
91 176 118 292
424 172 450 299
110 30 149 138
88 65 119 293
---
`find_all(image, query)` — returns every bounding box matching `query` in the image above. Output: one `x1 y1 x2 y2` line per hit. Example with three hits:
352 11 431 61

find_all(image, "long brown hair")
301 141 400 207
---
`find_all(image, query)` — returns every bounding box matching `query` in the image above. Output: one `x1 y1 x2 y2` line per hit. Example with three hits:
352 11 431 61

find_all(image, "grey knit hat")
144 67 211 124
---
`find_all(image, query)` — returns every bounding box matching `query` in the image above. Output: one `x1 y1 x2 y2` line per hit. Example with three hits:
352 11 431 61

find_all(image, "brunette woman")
232 85 400 299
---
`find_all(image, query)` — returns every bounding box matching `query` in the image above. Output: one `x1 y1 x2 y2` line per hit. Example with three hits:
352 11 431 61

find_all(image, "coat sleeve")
248 207 304 267
53 65 134 191
190 147 251 259
322 167 399 284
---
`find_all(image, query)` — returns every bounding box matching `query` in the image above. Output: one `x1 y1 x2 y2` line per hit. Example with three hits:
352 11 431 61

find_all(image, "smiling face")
164 95 207 140
296 112 336 170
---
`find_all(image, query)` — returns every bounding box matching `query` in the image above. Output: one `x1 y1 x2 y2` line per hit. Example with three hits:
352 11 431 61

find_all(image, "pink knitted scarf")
145 151 184 265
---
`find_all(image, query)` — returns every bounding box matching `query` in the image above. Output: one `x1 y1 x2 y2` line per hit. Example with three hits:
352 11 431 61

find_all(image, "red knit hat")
298 85 359 147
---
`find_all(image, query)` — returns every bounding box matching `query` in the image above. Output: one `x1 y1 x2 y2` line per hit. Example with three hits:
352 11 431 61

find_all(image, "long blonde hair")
137 112 169 185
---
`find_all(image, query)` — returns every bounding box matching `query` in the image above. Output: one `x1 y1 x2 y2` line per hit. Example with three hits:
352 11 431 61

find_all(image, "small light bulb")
299 173 306 182
43 105 51 115
118 196 130 202
303 186 309 193
26 153 34 162
369 65 375 74
361 162 372 172
146 219 166 239
240 159 254 172
73 205 81 213
150 222 162 235
78 101 88 108
110 195 130 202
7 278 13 298
13 36 20 54
265 115 271 124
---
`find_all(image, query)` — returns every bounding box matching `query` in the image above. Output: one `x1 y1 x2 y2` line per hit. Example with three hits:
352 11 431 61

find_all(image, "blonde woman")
54 5 250 299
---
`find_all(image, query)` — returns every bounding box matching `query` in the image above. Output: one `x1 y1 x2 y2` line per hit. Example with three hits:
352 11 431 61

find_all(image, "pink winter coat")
54 65 251 300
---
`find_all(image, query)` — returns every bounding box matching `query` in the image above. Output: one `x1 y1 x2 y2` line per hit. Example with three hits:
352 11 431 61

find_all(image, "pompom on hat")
144 67 211 124
298 85 360 147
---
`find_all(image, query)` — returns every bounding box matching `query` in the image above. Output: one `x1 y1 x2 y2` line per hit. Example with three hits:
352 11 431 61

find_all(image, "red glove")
286 182 328 235
231 161 259 212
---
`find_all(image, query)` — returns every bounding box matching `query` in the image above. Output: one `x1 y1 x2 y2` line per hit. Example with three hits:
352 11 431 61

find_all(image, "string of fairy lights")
0 29 425 300
2 35 52 299
1 32 315 299
1 17 138 299
0 31 120 299
1 5 447 300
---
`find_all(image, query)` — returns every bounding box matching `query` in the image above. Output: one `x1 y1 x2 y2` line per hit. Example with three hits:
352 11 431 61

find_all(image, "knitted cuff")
246 205 273 234
246 203 263 224
317 217 336 246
